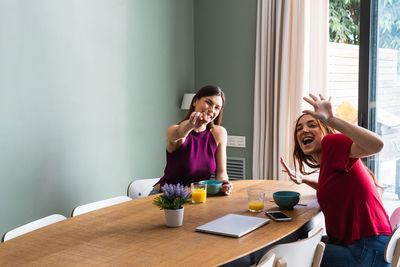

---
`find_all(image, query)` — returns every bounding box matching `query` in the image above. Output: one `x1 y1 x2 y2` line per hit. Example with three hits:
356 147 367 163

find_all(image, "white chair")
127 178 160 199
390 207 400 231
385 226 400 267
256 252 275 267
255 228 325 267
1 214 67 242
71 196 131 217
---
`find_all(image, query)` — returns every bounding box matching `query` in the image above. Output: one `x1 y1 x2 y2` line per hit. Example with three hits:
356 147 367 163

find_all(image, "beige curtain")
252 0 328 180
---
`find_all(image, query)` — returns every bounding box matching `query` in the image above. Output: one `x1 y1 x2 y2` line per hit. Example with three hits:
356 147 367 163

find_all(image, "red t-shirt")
317 133 391 246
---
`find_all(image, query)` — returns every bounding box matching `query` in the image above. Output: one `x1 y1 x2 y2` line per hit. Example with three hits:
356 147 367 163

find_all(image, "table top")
0 180 320 266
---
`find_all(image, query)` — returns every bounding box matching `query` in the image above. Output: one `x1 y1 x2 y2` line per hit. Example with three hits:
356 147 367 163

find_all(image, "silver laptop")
195 213 270 238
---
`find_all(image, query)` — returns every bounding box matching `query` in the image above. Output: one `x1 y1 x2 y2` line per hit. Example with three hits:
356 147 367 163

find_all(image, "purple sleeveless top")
157 128 218 188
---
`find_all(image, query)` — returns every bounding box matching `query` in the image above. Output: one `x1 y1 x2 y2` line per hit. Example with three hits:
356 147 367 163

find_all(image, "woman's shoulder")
321 133 353 156
210 125 227 136
210 125 227 144
167 123 180 130
322 133 351 144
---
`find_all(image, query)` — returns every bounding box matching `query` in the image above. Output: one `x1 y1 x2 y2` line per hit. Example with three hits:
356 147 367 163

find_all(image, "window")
327 0 360 124
359 0 400 210
375 0 400 203
328 0 400 209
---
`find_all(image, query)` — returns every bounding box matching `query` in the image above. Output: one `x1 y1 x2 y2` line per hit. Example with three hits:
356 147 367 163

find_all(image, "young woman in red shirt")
281 94 391 267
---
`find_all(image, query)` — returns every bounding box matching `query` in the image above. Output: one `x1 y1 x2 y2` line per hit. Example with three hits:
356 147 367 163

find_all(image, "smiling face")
181 85 225 128
295 115 325 158
193 95 223 122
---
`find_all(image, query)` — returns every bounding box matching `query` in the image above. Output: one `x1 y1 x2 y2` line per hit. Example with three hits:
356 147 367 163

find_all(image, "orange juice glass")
248 201 264 211
248 189 265 212
191 182 207 203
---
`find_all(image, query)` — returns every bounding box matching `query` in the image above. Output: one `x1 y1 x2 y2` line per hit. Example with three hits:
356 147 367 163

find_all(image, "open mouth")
302 136 314 145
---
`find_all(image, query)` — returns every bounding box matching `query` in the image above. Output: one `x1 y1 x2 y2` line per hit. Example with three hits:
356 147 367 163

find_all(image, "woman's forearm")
302 94 383 158
215 171 229 181
166 120 194 142
326 116 384 157
302 177 318 190
214 126 230 182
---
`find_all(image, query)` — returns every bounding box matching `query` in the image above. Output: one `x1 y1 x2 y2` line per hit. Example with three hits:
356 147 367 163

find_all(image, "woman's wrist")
324 115 337 127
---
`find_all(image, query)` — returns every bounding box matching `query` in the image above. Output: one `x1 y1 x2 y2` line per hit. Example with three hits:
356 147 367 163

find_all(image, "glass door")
375 0 400 205
328 0 400 211
327 0 360 123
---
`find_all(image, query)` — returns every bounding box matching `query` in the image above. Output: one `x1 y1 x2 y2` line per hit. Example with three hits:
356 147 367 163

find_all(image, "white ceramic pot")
164 207 184 227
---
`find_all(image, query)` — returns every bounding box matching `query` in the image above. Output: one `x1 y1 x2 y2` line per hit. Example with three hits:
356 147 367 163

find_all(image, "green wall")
0 0 258 236
0 0 194 235
194 0 258 179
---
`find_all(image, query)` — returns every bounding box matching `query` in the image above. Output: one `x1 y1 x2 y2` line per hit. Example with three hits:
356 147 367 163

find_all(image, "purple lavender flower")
161 183 190 200
155 183 191 209
175 183 191 199
161 184 173 199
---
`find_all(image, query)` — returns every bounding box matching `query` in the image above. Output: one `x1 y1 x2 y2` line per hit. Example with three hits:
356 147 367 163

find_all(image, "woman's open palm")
302 94 333 122
280 157 302 184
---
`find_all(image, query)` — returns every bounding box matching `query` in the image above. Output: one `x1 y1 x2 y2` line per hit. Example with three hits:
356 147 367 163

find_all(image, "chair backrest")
256 228 325 267
71 196 131 217
391 207 400 231
1 214 67 242
385 226 400 266
127 178 160 199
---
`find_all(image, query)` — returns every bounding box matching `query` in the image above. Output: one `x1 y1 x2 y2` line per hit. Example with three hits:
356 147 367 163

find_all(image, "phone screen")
266 211 291 221
269 212 290 219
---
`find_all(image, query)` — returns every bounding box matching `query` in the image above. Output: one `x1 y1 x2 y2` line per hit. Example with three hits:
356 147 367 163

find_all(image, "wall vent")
210 157 245 180
227 157 245 180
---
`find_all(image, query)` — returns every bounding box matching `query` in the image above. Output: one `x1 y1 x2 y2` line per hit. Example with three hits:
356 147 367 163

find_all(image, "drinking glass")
191 182 207 203
248 188 265 212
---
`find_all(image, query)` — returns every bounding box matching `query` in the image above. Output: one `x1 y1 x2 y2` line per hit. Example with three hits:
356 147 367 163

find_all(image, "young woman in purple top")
151 85 233 195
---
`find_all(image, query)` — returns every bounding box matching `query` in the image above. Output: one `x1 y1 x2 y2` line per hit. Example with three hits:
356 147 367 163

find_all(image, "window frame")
358 0 379 172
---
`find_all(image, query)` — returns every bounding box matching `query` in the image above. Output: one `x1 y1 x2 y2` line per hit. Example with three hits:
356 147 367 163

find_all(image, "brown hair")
180 85 225 129
293 114 384 196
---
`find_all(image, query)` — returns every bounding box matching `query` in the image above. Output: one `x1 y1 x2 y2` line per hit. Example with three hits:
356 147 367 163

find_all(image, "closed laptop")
195 213 270 238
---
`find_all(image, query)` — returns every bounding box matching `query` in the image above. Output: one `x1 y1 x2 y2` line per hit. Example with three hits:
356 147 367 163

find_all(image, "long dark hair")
292 114 384 196
180 85 225 129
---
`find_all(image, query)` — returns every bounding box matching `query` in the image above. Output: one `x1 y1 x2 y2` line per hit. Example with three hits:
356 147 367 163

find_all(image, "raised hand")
280 157 302 184
189 111 211 128
302 93 334 122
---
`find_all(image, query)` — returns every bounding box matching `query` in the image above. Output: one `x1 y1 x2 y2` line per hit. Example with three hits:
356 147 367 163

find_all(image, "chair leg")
392 239 400 267
312 242 326 267
275 258 287 267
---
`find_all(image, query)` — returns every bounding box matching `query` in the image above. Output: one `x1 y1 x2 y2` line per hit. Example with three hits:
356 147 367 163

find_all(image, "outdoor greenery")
329 0 400 50
379 0 400 50
329 0 360 44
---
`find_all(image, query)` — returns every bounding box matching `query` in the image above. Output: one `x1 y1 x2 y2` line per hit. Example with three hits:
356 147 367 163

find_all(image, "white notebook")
195 213 270 238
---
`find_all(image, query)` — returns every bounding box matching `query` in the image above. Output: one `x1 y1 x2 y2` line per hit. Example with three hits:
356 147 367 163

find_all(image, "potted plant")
153 183 191 227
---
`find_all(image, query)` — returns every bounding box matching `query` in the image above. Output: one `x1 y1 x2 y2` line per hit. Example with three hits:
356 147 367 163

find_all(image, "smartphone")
265 211 292 221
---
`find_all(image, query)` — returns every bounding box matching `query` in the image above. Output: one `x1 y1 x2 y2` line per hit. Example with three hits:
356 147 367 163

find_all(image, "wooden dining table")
0 180 321 266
